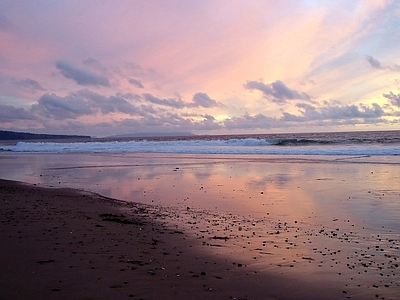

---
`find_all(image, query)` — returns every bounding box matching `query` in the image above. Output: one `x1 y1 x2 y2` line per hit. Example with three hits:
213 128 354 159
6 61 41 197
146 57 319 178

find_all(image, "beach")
1 153 399 299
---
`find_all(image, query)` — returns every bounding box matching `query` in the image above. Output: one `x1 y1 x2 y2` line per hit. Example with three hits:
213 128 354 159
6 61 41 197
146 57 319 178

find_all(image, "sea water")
1 130 400 157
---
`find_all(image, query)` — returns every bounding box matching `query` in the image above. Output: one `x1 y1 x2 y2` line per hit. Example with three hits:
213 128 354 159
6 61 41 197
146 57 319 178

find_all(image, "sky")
1 0 400 137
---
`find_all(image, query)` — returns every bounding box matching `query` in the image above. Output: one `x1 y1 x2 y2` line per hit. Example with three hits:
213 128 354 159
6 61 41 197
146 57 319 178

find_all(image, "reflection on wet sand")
1 153 399 227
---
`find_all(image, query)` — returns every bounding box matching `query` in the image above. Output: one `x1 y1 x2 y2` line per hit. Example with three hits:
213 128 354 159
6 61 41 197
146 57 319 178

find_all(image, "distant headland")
0 130 91 141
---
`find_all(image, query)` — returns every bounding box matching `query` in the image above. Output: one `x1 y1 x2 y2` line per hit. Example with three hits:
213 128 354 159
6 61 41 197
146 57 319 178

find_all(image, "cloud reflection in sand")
1 153 399 230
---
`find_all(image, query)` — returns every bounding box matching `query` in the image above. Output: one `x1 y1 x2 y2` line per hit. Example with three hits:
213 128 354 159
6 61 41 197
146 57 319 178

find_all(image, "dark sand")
1 153 400 299
0 179 349 299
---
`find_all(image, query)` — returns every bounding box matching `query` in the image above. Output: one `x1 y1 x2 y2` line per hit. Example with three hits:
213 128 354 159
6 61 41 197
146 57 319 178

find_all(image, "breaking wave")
1 135 400 156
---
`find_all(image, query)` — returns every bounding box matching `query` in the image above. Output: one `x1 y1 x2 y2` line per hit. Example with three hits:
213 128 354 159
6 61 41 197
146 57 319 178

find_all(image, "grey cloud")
31 90 143 120
139 104 157 115
203 114 215 120
384 92 400 107
281 102 386 123
32 93 93 120
82 57 107 74
192 92 219 107
224 113 276 129
115 92 141 100
193 114 221 130
143 93 186 108
13 78 44 93
124 62 144 76
280 112 304 122
366 55 400 72
143 92 220 109
128 78 144 88
56 60 110 87
0 77 44 93
76 90 139 115
119 112 220 132
120 118 141 127
322 99 342 106
161 113 189 126
106 96 139 114
224 101 390 131
142 114 165 127
366 55 383 69
388 64 400 72
244 80 311 104
118 117 179 134
272 81 310 101
319 103 385 119
156 112 221 131
0 104 34 122
21 114 220 136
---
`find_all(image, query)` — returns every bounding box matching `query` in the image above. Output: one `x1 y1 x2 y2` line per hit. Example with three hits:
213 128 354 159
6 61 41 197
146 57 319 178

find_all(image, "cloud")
366 55 400 72
388 64 400 72
189 114 221 131
128 78 144 88
117 113 221 133
76 89 139 115
383 92 400 107
366 55 383 69
150 112 222 131
203 114 215 120
143 92 220 109
143 93 186 108
281 102 386 123
0 105 34 122
31 90 144 120
56 60 110 87
139 104 157 115
32 93 93 120
244 80 311 104
124 62 144 76
319 102 385 120
13 78 44 93
192 92 219 108
224 113 276 129
0 77 44 93
115 92 141 101
222 101 391 131
116 110 221 133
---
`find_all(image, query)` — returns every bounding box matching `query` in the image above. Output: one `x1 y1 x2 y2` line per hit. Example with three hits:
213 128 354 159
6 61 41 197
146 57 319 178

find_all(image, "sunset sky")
1 0 400 137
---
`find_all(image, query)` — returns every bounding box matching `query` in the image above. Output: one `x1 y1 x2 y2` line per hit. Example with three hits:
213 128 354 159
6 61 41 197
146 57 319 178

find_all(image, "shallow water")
1 153 399 229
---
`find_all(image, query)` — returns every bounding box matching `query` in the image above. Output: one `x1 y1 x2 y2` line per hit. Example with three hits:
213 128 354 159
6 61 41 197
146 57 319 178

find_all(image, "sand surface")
1 153 400 299
0 179 341 300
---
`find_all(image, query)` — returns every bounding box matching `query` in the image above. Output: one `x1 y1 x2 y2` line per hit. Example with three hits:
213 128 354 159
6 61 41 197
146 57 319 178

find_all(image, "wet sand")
1 153 400 299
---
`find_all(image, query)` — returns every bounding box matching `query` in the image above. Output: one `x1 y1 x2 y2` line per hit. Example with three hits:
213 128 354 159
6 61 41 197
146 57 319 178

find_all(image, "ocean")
1 130 400 157
2 129 400 298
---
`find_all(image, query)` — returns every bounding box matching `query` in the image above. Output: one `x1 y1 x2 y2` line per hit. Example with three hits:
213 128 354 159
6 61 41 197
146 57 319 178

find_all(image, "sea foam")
1 138 400 156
